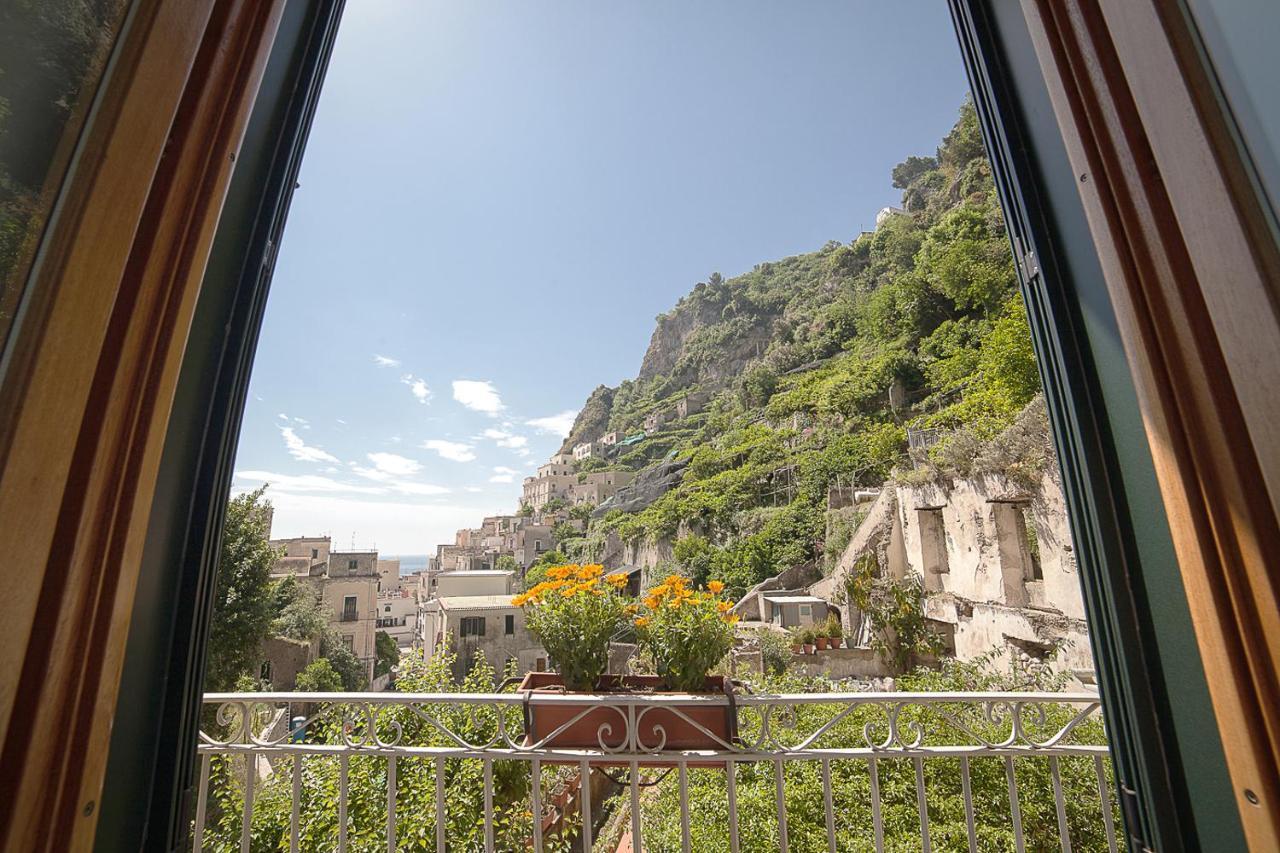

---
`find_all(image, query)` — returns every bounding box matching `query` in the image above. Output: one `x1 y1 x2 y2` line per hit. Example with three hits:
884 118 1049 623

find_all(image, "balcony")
196 689 1117 851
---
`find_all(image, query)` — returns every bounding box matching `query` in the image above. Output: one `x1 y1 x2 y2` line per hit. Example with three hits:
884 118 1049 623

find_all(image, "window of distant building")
342 595 357 621
348 559 357 572
505 614 515 635
460 616 486 637
311 547 318 559
342 634 354 651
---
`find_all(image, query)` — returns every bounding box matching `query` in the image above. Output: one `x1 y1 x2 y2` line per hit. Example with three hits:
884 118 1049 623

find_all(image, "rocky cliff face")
560 385 615 452
637 294 725 382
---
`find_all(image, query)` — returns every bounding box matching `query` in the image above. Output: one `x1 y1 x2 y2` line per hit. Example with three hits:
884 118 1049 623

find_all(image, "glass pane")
0 1 131 350
1186 0 1280 220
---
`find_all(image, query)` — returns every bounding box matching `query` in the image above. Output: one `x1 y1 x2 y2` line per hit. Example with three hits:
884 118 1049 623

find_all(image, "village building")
513 524 553 568
376 557 401 592
675 390 709 419
567 470 634 506
268 537 381 683
643 410 667 432
572 441 596 460
376 588 417 649
418 570 543 679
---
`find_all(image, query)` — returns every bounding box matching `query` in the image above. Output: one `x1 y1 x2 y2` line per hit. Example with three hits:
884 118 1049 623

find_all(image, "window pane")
0 1 131 350
1186 0 1280 219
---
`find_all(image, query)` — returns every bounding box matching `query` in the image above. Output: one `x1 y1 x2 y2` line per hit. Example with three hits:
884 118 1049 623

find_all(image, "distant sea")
385 554 429 575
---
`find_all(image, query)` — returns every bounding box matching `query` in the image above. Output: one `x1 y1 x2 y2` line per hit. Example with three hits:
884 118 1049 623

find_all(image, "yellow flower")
625 604 639 614
707 580 724 594
634 616 650 628
511 594 528 606
580 564 604 578
606 574 628 588
560 588 576 598
547 565 572 580
716 601 733 613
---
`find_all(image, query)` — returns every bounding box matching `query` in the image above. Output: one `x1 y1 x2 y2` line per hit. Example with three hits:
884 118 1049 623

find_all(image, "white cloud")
365 452 421 477
526 410 578 438
401 374 431 403
230 490 501 554
452 380 505 416
348 461 451 496
464 486 484 493
234 470 382 494
493 466 518 475
280 426 339 464
373 354 401 368
421 439 476 462
481 427 528 449
488 474 514 484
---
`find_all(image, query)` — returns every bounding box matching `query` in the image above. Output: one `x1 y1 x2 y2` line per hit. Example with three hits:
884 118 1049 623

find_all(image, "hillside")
550 100 1041 596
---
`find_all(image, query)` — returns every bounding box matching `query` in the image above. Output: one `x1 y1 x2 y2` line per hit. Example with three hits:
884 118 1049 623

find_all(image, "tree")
495 554 520 574
375 630 399 678
320 631 367 691
524 549 569 588
542 496 570 514
891 154 938 189
295 659 343 692
205 487 279 690
271 577 327 642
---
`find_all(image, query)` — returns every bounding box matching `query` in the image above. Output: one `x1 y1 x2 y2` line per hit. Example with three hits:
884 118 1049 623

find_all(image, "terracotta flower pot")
791 644 803 655
517 672 737 764
815 636 829 651
802 643 815 654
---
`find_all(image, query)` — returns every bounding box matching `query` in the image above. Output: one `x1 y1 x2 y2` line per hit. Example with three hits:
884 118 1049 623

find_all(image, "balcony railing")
196 690 1117 852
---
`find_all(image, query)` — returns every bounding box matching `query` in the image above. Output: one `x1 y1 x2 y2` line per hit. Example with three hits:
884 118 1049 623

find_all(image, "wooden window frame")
0 0 1272 848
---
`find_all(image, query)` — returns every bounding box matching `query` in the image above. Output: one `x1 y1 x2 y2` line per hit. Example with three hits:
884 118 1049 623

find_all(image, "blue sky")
232 1 971 555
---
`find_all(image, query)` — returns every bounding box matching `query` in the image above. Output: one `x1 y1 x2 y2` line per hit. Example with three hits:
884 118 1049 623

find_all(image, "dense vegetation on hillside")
559 101 1042 596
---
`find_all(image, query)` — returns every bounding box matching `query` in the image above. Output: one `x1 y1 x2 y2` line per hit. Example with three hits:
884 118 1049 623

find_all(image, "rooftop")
437 595 518 611
762 594 827 604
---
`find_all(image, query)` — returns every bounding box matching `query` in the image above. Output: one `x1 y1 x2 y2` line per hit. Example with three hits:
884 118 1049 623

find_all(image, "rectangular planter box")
518 672 738 760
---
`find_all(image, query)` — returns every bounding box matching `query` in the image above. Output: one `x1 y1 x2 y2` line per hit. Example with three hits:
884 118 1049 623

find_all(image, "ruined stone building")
810 405 1094 682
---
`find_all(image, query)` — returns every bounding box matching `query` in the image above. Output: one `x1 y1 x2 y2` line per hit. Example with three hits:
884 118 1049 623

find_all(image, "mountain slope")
551 100 1040 596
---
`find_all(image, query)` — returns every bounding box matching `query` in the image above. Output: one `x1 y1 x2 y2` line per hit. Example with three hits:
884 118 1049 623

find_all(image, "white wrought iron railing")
196 690 1117 852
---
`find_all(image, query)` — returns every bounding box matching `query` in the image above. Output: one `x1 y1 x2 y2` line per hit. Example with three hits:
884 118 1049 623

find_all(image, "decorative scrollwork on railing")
197 692 1107 760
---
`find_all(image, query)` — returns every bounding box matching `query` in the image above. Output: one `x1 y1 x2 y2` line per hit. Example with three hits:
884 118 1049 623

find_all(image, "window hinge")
1118 783 1156 852
1017 249 1041 282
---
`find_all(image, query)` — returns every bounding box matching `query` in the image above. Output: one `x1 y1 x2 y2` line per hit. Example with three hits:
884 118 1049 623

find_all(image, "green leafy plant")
846 555 943 672
294 658 342 692
512 564 632 690
633 576 737 691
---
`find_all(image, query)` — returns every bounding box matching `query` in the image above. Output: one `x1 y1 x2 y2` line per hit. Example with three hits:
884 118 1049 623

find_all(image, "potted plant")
800 627 816 655
814 629 830 652
789 626 805 655
824 614 844 649
513 567 738 754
